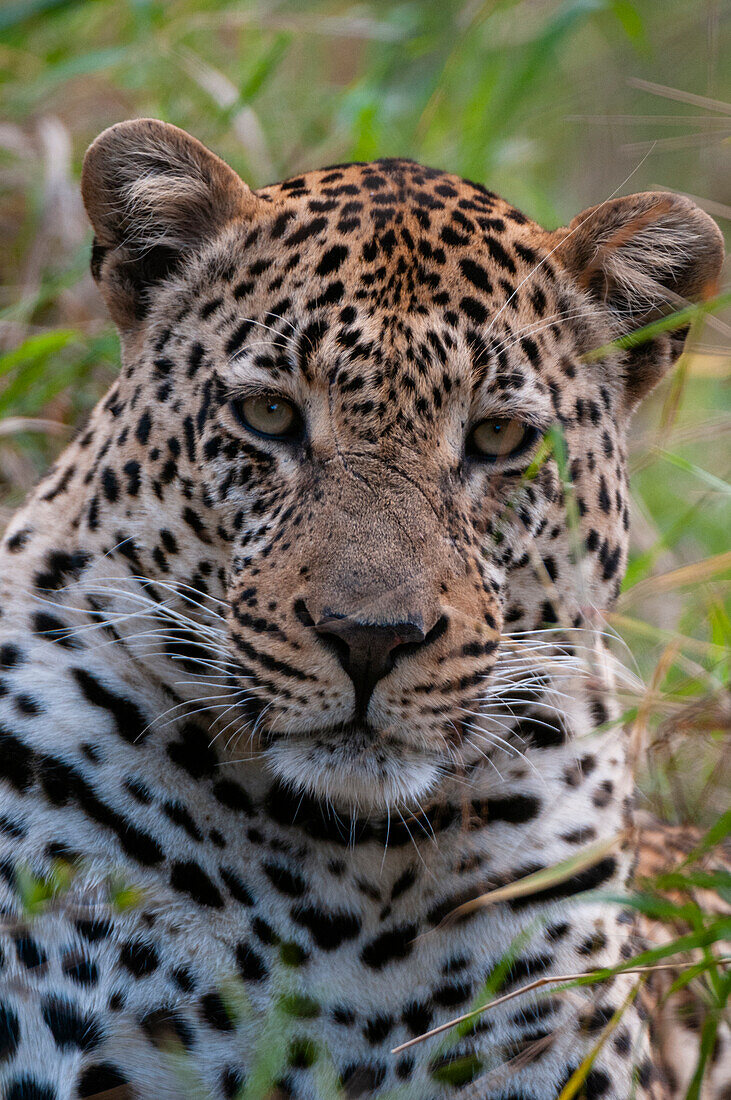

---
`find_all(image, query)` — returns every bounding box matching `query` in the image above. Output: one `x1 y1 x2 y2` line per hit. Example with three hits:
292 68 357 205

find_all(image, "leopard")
0 118 725 1100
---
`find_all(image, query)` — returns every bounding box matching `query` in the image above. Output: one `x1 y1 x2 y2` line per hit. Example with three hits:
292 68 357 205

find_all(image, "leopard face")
75 120 722 808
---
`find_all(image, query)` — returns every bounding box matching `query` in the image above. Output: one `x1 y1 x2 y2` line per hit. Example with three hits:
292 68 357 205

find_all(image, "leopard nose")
315 614 427 717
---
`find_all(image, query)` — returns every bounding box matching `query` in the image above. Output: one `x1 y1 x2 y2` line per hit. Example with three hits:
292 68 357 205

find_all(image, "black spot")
100 466 119 503
471 793 541 824
200 298 223 319
236 941 268 982
332 1004 356 1026
0 1002 20 1061
600 542 622 582
270 209 297 238
287 216 327 245
504 953 554 985
317 279 344 305
77 1063 129 1097
212 778 253 814
87 496 100 530
140 1008 194 1051
71 668 149 744
391 866 417 900
585 1068 612 1097
360 924 416 969
200 991 235 1031
289 1036 317 1069
279 940 308 968
578 931 608 956
0 727 35 792
263 861 306 897
15 936 46 971
598 476 611 514
613 1028 631 1056
253 917 279 946
316 245 349 277
226 319 255 356
135 411 152 444
119 939 159 977
220 865 255 906
33 549 91 592
264 782 363 845
5 1078 56 1100
460 296 488 325
171 965 196 993
520 336 540 366
31 611 78 649
5 528 33 553
220 1066 245 1099
0 814 25 839
433 981 473 1007
485 235 516 273
14 694 41 717
62 955 98 986
396 1055 415 1080
76 917 112 943
363 1013 393 1044
167 722 218 779
41 996 102 1051
340 1062 386 1096
123 459 141 496
162 799 202 841
515 714 566 749
170 860 224 908
459 258 492 294
291 905 361 950
441 225 469 247
509 858 618 911
0 645 21 669
581 1005 615 1033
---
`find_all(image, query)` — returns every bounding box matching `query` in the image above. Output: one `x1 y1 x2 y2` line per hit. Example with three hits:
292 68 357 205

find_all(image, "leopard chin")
262 723 446 810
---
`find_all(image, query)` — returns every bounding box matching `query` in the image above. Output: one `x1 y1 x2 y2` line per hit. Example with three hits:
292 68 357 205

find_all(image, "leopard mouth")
264 719 382 747
261 720 446 809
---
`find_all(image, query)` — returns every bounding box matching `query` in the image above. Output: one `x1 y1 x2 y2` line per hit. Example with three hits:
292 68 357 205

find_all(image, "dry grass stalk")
390 959 731 1055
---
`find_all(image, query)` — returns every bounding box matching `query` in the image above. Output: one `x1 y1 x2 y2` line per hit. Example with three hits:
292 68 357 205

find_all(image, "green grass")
1 1 729 1095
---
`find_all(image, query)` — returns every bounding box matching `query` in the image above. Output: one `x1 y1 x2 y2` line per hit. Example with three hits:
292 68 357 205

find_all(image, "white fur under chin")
263 736 444 811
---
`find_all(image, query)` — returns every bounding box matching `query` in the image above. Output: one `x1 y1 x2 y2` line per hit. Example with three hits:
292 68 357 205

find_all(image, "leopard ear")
82 119 258 331
553 192 724 407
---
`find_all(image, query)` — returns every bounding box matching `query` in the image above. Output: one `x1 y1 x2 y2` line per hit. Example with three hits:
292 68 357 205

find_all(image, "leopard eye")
468 417 532 461
233 394 301 440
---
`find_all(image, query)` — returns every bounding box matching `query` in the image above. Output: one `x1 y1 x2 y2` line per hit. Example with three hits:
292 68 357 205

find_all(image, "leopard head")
81 120 723 807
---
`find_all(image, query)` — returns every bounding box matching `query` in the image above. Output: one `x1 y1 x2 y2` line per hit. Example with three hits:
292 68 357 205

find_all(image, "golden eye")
469 417 531 460
234 395 300 439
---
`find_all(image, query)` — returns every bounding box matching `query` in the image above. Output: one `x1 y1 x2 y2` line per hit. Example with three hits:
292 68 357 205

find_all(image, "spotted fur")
0 120 724 1100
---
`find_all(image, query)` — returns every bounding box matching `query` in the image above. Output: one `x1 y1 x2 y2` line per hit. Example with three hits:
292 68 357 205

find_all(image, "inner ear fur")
553 191 724 405
82 119 258 330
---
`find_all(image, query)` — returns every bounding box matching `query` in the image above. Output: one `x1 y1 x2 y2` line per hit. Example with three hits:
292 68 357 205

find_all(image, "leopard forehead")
154 157 598 407
127 156 620 500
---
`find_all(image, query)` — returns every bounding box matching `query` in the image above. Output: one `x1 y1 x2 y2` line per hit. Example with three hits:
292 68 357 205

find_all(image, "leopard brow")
468 389 552 430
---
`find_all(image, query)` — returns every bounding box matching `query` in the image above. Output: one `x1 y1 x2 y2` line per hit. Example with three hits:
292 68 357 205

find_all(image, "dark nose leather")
315 614 427 717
